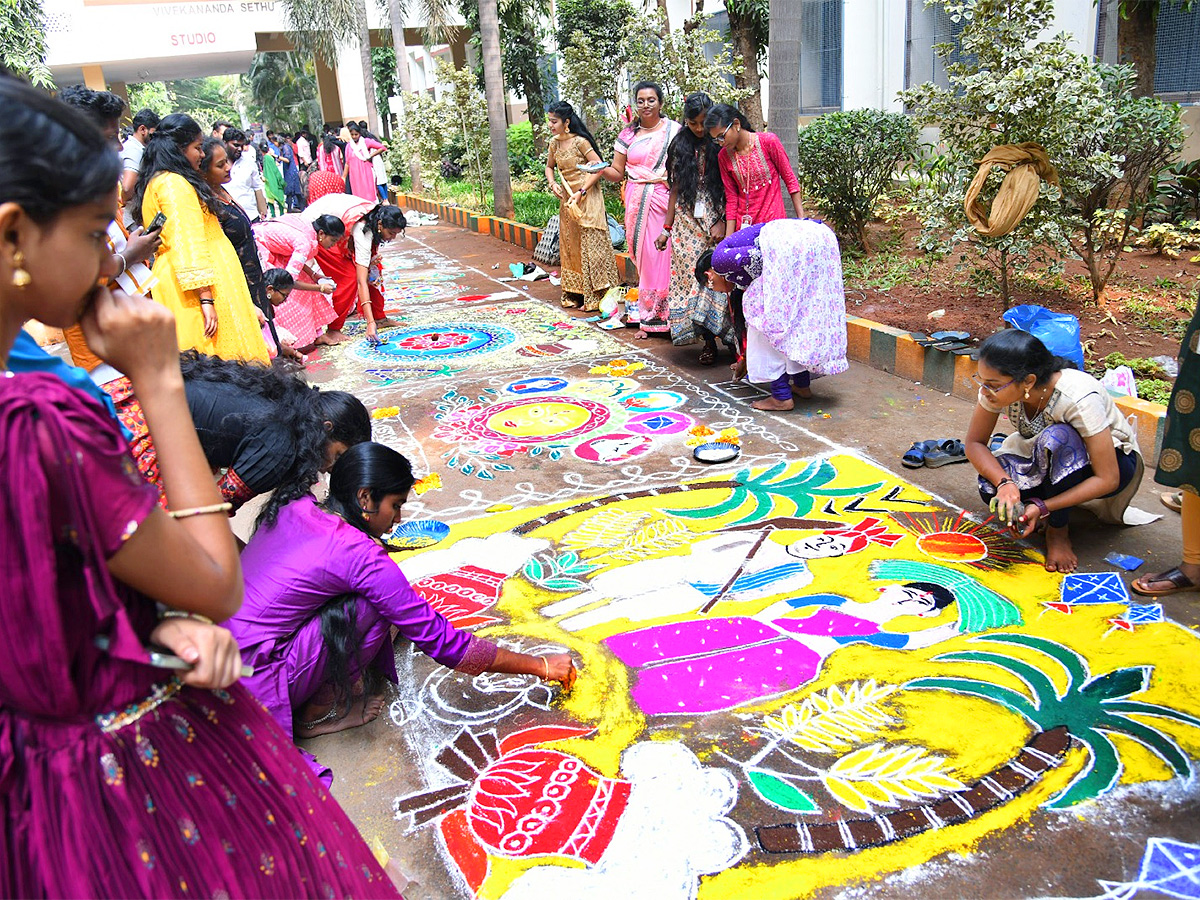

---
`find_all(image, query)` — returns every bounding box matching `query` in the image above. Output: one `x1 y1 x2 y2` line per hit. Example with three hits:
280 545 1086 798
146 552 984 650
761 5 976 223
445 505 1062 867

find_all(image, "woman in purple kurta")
230 442 578 780
0 76 397 898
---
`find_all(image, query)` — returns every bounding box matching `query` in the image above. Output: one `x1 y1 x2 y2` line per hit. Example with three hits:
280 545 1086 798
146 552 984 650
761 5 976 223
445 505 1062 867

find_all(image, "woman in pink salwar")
0 74 398 898
253 212 344 347
345 123 386 202
706 104 805 237
594 82 680 338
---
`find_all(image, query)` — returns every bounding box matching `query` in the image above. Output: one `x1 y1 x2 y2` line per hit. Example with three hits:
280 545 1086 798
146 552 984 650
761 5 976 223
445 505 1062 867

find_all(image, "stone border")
847 316 1167 466
395 193 1167 466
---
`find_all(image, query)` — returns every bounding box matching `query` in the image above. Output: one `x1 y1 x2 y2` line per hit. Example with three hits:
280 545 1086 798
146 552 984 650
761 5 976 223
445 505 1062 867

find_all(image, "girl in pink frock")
0 75 399 897
592 82 680 337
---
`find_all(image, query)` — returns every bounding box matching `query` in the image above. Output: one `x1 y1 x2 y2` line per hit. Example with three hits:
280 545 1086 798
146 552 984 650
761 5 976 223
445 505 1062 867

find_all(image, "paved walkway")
283 222 1200 900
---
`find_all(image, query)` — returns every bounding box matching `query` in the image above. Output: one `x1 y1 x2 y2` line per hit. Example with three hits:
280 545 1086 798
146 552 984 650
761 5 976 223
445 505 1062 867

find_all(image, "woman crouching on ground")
228 441 578 782
966 329 1143 573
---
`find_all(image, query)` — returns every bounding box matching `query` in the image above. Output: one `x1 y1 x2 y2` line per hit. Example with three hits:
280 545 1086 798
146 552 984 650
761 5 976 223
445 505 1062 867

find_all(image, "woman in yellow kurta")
130 114 269 363
545 101 618 310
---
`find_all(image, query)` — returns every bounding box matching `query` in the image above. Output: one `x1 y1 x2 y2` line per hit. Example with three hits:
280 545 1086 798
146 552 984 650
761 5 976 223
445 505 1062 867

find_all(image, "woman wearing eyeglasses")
966 330 1143 574
704 104 804 240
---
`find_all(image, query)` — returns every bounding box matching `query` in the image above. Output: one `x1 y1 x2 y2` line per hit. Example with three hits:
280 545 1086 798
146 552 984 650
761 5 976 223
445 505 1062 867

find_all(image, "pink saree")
616 120 680 332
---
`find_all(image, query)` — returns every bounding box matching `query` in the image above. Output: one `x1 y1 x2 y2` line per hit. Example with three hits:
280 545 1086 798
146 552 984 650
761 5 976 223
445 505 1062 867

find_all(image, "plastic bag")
1100 365 1138 398
607 214 626 250
1001 304 1085 370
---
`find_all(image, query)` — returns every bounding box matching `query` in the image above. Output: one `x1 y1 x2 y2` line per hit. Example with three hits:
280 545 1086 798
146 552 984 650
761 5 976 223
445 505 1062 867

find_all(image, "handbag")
533 214 561 266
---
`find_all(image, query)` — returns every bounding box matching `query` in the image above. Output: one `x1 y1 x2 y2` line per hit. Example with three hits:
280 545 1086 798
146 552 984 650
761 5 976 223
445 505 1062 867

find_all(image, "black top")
216 196 269 316
185 379 293 496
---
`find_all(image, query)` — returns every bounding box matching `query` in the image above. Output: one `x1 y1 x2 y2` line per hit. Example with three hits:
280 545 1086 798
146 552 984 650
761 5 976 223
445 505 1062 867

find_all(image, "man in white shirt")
120 108 159 225
223 128 269 221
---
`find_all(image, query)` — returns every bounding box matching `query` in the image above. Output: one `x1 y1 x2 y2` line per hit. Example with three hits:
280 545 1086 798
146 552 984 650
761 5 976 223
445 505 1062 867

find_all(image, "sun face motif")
894 512 1029 570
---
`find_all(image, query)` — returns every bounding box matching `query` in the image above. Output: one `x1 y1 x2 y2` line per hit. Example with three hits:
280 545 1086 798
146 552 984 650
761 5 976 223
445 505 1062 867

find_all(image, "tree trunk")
768 0 801 213
512 481 742 535
354 0 382 138
728 10 764 130
479 0 514 218
522 71 547 156
386 0 423 193
1118 0 1160 98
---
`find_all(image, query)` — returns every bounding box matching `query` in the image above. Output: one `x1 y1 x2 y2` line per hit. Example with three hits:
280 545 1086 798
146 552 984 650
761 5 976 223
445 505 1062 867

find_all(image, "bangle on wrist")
539 656 548 680
168 502 232 519
995 478 1014 490
160 609 215 626
662 224 672 232
114 252 128 276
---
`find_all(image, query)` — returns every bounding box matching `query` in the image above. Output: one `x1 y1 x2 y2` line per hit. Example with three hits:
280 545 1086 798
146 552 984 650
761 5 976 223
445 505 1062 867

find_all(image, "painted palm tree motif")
513 458 883 536
907 633 1200 808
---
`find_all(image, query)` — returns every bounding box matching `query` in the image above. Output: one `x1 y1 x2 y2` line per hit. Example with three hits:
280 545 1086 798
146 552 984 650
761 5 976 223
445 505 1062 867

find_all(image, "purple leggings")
770 371 811 400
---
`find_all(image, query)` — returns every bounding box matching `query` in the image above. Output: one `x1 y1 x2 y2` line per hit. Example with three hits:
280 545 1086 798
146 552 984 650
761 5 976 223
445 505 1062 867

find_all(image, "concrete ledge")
846 315 1168 466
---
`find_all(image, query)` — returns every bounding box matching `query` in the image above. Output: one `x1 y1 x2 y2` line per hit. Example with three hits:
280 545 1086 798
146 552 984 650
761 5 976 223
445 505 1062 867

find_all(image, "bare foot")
752 396 794 411
1042 525 1078 573
296 693 386 737
791 385 813 399
316 329 348 345
731 358 747 380
375 317 400 329
633 331 651 341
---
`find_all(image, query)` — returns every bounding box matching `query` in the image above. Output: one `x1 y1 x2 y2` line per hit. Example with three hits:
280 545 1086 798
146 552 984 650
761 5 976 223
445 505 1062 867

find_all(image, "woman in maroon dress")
0 73 399 897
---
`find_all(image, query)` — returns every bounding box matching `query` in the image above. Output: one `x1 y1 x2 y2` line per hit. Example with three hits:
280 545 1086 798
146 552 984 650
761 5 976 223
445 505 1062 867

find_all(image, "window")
799 0 842 114
905 0 966 91
1154 4 1200 102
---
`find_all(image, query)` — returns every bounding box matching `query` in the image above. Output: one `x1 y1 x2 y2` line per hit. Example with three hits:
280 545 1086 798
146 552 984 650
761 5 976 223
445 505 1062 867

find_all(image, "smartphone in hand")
148 211 167 232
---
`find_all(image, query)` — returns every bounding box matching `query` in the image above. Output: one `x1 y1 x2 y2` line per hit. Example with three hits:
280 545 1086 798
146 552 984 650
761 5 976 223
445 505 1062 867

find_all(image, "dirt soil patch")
846 217 1197 367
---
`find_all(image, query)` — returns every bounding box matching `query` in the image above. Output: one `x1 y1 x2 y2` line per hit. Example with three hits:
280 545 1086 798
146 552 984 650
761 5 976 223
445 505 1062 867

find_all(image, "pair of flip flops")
902 438 967 469
914 331 973 352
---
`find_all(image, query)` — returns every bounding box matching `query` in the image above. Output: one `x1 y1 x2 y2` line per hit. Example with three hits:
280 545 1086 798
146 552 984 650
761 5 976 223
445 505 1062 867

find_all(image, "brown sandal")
1131 566 1200 597
1161 491 1184 513
698 345 716 366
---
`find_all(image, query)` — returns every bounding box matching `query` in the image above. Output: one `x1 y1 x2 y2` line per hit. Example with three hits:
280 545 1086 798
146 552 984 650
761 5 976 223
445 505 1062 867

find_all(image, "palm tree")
513 459 884 535
279 0 381 136
385 0 427 192
908 633 1200 808
767 0 802 214
478 0 514 218
247 53 322 130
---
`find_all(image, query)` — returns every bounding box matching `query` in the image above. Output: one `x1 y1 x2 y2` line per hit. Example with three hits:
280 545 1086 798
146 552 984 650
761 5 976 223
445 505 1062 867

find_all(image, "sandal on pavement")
1131 566 1200 597
902 439 940 469
1161 491 1184 513
698 345 716 366
924 438 968 468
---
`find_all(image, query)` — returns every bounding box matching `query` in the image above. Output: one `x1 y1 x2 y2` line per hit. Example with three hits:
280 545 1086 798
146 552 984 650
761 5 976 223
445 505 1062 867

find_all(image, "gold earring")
11 251 31 288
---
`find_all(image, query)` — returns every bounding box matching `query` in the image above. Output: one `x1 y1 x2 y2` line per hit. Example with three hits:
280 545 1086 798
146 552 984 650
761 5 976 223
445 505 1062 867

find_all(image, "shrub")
795 110 917 250
507 122 540 179
901 0 1119 306
1061 67 1183 304
1135 221 1200 257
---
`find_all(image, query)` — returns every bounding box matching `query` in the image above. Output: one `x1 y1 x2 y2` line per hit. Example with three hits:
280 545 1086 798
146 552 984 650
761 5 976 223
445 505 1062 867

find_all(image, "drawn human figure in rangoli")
604 560 1023 716
542 518 904 632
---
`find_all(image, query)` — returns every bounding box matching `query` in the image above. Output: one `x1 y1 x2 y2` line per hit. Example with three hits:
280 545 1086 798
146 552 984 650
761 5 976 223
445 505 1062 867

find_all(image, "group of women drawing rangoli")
313 240 1200 900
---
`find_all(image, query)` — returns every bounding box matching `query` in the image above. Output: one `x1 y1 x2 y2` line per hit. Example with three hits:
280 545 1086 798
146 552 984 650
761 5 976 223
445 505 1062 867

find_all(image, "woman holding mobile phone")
130 114 270 363
0 74 399 896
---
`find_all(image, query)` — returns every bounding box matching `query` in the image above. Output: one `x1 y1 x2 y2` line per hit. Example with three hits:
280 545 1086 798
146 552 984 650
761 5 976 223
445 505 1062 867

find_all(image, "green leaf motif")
522 557 545 582
747 769 819 814
1080 667 1150 701
539 577 588 593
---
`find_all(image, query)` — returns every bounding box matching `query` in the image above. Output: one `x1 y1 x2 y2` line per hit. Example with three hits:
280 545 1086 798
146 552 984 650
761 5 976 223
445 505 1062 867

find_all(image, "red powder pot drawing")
468 749 630 862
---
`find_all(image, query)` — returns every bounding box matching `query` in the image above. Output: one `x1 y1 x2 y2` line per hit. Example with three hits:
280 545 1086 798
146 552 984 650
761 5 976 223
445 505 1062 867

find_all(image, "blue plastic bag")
1001 304 1085 370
